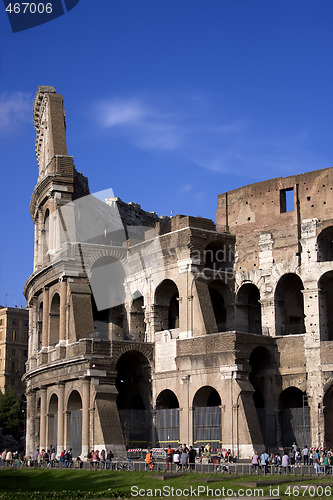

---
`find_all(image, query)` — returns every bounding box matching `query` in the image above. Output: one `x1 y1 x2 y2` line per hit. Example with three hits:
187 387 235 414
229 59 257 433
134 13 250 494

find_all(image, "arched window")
275 274 305 335
207 281 233 332
204 241 234 270
237 284 262 334
90 256 126 340
49 293 60 346
38 302 43 350
43 209 50 260
318 271 333 340
154 280 179 332
317 226 333 262
129 293 145 341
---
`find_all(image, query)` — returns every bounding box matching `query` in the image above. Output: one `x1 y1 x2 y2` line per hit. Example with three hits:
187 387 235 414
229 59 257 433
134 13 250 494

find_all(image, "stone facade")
0 306 29 397
23 86 333 459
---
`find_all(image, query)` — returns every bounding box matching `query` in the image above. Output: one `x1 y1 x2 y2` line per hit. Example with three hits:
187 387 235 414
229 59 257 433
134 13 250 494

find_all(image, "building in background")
0 306 29 397
23 86 333 459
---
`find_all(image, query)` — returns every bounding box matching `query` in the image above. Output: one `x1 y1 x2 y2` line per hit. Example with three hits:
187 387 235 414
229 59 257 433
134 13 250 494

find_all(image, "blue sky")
0 0 332 306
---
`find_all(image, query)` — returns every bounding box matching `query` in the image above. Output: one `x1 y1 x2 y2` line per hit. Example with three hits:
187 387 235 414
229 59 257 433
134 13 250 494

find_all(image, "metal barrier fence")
0 460 332 476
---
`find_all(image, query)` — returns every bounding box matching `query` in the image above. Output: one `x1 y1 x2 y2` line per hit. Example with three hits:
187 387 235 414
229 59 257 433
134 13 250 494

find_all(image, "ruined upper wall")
216 167 333 270
33 86 68 180
217 168 333 234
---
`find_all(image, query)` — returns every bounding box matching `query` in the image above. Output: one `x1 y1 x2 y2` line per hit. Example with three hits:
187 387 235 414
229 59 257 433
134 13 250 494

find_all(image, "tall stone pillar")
42 287 49 348
81 379 90 459
57 384 65 456
64 411 71 451
179 375 191 445
59 279 67 343
26 390 36 457
39 388 47 450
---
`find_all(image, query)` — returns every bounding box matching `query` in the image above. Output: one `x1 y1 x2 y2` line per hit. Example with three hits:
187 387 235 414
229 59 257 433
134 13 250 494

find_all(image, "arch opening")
319 271 333 340
90 256 126 340
237 284 262 334
116 351 152 448
67 390 82 458
278 387 310 449
317 226 333 262
249 347 276 449
49 293 60 346
154 280 179 332
275 274 305 335
155 390 179 448
47 394 58 451
193 386 221 449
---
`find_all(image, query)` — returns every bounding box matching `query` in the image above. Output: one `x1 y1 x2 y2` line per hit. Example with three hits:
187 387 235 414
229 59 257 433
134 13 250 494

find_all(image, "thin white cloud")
0 91 31 135
180 183 193 193
93 94 326 182
96 99 148 127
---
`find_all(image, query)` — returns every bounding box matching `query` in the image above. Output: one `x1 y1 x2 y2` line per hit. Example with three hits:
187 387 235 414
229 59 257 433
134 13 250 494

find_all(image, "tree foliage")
0 386 25 441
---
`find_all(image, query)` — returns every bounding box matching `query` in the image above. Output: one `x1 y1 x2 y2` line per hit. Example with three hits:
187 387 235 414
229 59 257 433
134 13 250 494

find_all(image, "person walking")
188 446 196 471
260 450 269 475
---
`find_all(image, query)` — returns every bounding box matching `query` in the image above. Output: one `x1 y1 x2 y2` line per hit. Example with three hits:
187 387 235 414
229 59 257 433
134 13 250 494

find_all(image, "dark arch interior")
193 386 221 407
156 390 179 409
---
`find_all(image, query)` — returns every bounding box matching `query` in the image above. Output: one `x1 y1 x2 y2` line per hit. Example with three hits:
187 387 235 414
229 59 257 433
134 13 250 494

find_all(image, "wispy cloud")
94 97 185 151
0 91 31 135
93 93 326 181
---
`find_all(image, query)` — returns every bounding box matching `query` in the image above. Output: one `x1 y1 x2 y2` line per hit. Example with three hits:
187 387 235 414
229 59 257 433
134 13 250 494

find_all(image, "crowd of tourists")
251 444 333 475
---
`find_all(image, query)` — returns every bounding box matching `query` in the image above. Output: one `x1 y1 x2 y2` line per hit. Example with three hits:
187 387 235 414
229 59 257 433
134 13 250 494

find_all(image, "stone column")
39 388 47 450
57 384 65 456
59 279 67 343
26 390 36 457
81 379 90 459
63 411 71 451
42 287 49 348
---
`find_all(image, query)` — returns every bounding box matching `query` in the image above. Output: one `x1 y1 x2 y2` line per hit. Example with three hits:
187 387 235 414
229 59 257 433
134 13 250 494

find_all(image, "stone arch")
318 271 333 340
49 292 60 346
323 385 333 447
317 226 333 262
47 393 58 451
275 273 305 335
278 387 310 449
154 279 179 332
155 390 180 447
236 283 262 334
90 255 127 340
66 389 82 457
193 386 222 449
43 208 50 260
129 292 145 341
204 240 234 270
249 346 276 449
116 350 152 448
38 301 43 350
208 280 234 332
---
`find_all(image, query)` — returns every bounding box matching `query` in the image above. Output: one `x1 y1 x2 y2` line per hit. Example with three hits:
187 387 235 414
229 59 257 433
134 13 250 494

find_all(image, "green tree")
0 386 25 441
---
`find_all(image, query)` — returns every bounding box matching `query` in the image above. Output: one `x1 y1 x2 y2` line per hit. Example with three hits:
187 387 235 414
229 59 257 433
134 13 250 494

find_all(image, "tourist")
188 446 197 471
173 448 180 470
302 445 309 465
282 451 290 474
181 447 189 470
251 451 259 473
165 444 173 471
260 450 269 474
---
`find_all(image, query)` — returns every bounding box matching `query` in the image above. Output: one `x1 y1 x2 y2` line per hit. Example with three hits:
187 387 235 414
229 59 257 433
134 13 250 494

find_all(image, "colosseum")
23 86 333 459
